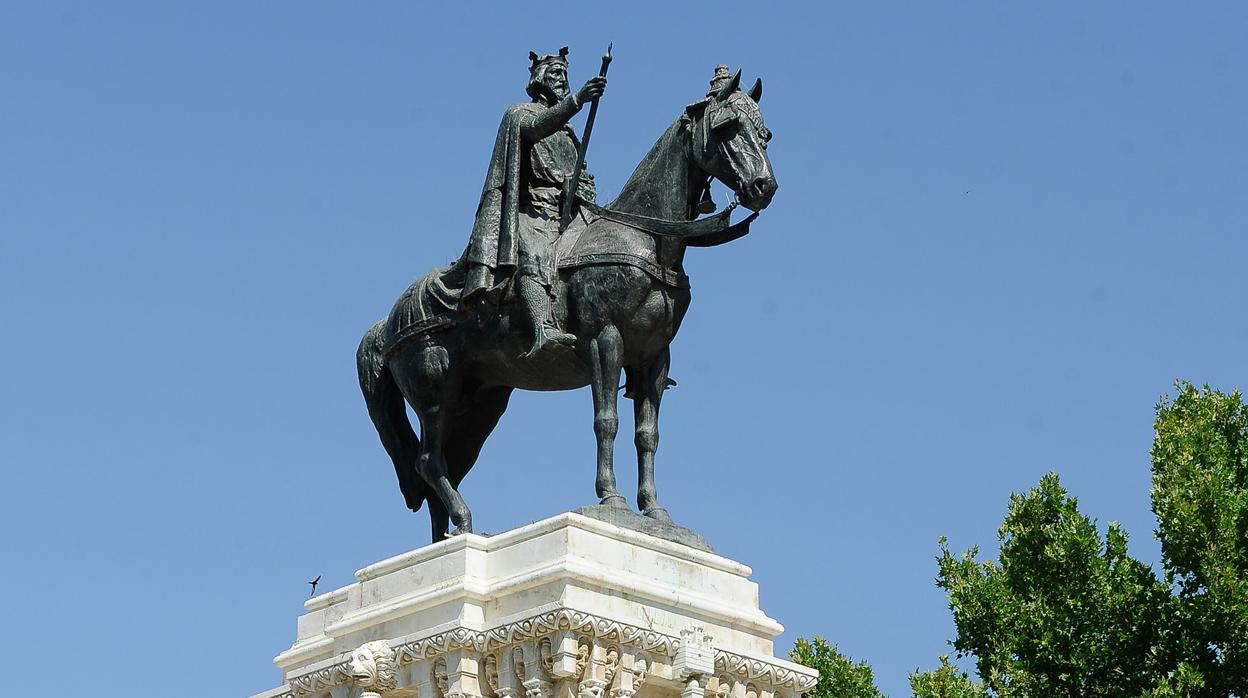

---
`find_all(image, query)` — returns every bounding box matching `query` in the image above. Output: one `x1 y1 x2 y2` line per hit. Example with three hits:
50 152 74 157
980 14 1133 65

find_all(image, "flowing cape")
462 102 543 299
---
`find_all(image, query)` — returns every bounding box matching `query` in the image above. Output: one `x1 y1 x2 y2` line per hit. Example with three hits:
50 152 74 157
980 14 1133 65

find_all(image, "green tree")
1142 663 1206 697
790 636 884 698
1152 383 1248 695
935 473 1175 696
908 656 987 698
795 383 1248 697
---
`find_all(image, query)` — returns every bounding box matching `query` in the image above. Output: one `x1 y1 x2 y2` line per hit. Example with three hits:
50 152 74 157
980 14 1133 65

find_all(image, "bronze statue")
358 51 776 541
462 46 606 359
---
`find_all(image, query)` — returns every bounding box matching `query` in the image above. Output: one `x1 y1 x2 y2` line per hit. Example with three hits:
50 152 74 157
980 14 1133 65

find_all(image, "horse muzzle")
740 175 778 212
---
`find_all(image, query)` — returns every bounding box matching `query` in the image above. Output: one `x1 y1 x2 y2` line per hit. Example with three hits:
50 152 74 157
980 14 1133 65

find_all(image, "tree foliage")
931 382 1248 697
908 656 987 698
794 383 1247 696
790 636 883 698
935 473 1174 696
1152 382 1248 695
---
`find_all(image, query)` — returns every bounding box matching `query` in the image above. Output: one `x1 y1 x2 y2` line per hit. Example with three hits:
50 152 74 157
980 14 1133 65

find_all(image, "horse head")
685 69 776 212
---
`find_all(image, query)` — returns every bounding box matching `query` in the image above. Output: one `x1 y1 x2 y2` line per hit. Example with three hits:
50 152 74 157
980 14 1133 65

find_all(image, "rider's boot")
518 275 576 358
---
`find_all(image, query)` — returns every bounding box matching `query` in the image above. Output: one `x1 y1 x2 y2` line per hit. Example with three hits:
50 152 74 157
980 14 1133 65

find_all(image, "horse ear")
748 78 763 104
715 69 742 101
529 51 539 62
559 46 569 58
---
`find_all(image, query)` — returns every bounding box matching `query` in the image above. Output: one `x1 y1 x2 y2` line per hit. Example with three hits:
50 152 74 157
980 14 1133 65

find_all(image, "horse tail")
357 319 428 512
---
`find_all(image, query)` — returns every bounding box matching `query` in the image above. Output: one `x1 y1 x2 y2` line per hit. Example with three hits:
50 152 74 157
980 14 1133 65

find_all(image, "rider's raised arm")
518 94 582 142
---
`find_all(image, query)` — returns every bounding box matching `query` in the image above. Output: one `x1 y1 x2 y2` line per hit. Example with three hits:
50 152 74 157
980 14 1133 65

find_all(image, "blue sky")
1 3 1244 696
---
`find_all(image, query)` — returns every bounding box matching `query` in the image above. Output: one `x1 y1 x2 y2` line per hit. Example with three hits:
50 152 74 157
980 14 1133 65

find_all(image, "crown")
528 46 569 73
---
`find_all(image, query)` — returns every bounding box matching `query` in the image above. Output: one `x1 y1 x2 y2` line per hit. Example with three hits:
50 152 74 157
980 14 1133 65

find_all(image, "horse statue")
357 68 776 541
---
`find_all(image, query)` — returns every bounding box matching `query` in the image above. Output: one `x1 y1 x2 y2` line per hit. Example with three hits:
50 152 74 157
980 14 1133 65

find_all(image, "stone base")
570 505 714 553
254 512 815 698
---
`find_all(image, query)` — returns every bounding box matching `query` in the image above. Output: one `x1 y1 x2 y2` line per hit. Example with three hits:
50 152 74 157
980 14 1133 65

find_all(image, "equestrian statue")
357 47 777 541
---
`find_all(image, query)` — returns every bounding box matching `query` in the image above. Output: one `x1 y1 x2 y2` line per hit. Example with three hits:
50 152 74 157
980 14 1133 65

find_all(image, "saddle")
555 209 690 289
379 262 464 359
380 205 759 359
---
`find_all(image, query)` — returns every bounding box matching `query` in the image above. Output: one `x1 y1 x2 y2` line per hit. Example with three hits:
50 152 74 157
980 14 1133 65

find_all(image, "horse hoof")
600 494 628 508
447 518 473 537
642 507 673 524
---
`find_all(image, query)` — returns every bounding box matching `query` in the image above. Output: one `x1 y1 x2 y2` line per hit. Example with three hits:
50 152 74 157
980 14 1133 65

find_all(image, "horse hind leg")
428 496 449 542
416 400 473 536
586 324 628 508
634 347 673 522
419 385 512 539
392 347 474 538
427 408 477 537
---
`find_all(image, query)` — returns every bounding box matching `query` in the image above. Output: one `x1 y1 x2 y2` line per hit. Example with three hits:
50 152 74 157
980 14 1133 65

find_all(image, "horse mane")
608 118 693 219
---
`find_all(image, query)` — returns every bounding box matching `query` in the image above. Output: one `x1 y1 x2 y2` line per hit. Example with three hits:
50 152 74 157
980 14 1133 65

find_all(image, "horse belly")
472 349 592 392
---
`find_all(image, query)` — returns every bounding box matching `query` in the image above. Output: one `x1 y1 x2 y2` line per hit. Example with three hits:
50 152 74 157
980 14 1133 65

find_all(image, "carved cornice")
288 662 352 697
714 651 818 693
279 608 815 698
389 608 679 663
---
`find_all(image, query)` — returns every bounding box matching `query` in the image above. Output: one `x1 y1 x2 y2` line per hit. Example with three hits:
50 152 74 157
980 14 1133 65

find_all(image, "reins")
580 201 760 248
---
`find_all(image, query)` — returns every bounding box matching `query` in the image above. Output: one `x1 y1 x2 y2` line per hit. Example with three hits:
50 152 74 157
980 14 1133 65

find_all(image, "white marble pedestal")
253 512 817 698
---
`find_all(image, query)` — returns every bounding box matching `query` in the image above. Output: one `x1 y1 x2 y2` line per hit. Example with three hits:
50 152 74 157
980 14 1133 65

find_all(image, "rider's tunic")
517 120 585 287
463 96 595 299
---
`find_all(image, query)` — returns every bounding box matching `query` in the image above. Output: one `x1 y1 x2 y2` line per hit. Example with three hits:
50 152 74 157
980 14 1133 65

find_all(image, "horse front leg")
634 347 672 522
588 324 627 508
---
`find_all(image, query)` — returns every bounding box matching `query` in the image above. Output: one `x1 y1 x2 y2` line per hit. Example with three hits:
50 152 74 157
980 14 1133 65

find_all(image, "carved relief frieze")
603 645 620 688
484 653 502 696
713 652 816 693
279 609 815 698
576 638 607 698
434 658 450 698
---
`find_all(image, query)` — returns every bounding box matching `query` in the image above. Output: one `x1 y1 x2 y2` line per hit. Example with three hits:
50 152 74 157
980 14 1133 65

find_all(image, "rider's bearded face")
540 64 569 100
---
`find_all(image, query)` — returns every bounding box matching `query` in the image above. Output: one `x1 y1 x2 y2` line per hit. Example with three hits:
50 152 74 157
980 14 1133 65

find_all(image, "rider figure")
462 47 606 358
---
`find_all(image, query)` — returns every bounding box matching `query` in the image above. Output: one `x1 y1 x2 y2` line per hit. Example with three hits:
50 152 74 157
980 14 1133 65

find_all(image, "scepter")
560 42 613 232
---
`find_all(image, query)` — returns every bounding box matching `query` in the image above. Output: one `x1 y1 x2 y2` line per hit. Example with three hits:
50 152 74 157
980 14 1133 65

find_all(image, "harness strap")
557 252 690 289
579 201 760 247
685 210 759 247
580 202 730 238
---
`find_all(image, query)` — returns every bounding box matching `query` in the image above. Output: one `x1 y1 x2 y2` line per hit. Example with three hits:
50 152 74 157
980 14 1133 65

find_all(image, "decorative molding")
714 652 818 693
288 662 353 696
283 608 816 697
388 609 679 662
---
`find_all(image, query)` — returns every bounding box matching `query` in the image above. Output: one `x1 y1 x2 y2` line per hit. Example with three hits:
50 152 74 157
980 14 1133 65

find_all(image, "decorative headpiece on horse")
684 65 768 207
527 46 570 100
707 65 734 97
702 65 763 104
685 66 764 129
